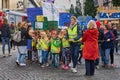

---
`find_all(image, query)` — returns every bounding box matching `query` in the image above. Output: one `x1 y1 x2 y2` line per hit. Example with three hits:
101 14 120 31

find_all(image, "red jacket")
82 29 99 60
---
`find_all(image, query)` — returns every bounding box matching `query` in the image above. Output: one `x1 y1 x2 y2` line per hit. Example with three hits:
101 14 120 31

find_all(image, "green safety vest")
68 25 80 42
62 38 70 48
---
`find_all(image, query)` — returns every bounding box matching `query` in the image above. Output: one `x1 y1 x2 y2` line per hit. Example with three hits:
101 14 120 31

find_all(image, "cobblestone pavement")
0 45 120 80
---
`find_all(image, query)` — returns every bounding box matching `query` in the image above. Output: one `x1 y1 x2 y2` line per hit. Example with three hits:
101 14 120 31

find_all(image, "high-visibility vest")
36 39 41 50
62 38 70 48
51 39 60 54
40 39 48 51
68 25 80 42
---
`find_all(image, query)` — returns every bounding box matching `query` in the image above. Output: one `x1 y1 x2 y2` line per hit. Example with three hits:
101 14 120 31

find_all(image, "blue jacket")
102 31 115 49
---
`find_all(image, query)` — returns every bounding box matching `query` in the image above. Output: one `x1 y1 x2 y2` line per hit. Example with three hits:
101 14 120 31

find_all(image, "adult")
108 22 115 67
101 25 115 68
95 21 104 69
82 20 99 76
1 18 11 57
66 16 82 73
10 22 15 50
27 25 34 61
112 24 119 55
16 22 28 66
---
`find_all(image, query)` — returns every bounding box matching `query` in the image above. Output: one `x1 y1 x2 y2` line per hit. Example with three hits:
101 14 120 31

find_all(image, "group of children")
27 29 83 70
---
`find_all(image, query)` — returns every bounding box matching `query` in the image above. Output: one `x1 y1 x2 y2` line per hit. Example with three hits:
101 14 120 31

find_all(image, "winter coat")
16 27 28 46
82 29 99 60
1 24 11 38
101 30 115 49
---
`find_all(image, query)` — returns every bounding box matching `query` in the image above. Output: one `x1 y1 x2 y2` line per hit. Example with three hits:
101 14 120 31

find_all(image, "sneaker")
78 61 82 65
41 64 45 68
8 54 12 56
72 68 77 73
20 63 26 66
96 66 100 70
16 60 19 66
64 66 69 70
69 63 73 67
46 63 49 67
3 54 6 57
61 64 65 69
110 64 114 67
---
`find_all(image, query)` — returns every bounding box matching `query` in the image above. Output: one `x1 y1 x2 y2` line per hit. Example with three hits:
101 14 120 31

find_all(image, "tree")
113 0 120 6
84 0 97 18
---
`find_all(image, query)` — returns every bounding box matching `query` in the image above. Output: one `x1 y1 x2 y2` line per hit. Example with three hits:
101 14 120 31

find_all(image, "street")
0 44 120 80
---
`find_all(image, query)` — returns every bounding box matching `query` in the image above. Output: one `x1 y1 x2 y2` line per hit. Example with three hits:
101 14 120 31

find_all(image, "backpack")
13 30 21 42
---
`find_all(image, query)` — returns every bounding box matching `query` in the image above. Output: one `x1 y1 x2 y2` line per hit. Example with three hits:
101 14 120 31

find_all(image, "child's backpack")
13 30 21 42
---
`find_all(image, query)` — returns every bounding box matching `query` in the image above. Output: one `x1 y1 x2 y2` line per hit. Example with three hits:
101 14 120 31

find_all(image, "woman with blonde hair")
81 20 99 76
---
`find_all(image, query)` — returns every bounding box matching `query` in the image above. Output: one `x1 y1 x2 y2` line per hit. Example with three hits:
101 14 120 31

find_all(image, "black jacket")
17 27 28 46
1 24 11 38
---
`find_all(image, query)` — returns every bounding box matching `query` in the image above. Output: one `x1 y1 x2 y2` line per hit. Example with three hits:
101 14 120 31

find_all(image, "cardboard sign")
36 15 44 22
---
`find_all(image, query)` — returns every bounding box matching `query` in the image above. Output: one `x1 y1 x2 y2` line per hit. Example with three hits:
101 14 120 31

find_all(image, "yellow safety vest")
68 25 80 42
51 39 60 54
36 39 41 50
40 39 48 51
62 38 70 48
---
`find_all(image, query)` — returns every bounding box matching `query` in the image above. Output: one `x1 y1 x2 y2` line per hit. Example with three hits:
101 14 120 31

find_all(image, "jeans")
42 50 48 64
62 48 71 66
110 46 114 64
70 42 80 68
27 50 32 60
1 37 11 54
85 59 95 76
114 40 118 53
104 48 110 65
100 45 105 63
17 46 27 64
38 50 42 63
52 53 59 67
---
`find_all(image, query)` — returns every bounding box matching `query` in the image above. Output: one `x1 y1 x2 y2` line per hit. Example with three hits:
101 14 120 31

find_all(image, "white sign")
42 2 59 21
35 22 43 29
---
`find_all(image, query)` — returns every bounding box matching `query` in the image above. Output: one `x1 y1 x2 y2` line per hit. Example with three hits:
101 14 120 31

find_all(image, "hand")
69 39 74 42
107 39 110 42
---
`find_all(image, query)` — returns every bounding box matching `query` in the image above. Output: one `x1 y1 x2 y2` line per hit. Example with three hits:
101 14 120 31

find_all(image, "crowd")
0 16 119 76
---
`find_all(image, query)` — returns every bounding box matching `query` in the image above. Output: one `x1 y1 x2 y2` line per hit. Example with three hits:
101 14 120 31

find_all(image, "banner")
42 2 59 21
59 13 71 26
27 7 43 22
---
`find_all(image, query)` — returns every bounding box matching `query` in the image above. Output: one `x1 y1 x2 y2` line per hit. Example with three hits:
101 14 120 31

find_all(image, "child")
49 30 61 68
36 30 42 64
59 29 71 70
31 32 38 62
40 31 49 67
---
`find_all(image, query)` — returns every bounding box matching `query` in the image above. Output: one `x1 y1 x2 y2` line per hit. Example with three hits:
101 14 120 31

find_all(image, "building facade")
0 0 20 10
